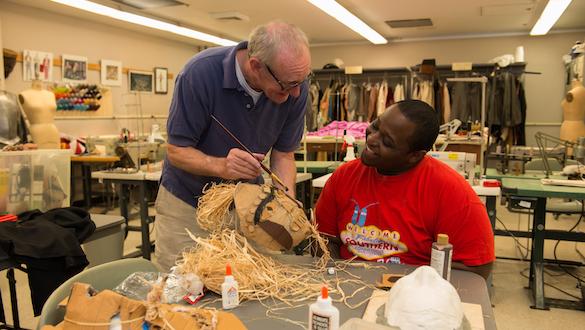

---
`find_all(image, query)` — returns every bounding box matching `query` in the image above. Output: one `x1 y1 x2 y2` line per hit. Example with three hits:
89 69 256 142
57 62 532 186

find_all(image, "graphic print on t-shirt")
340 199 408 261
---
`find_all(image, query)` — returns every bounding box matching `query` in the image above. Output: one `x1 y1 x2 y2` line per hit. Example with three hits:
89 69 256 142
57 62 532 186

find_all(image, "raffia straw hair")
180 230 329 303
184 182 376 311
196 183 238 231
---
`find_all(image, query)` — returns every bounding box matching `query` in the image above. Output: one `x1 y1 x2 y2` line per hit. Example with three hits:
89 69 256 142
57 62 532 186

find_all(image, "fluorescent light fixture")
530 0 572 36
307 0 387 44
50 0 237 46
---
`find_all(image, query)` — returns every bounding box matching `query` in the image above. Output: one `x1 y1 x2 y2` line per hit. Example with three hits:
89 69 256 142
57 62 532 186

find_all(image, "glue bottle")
430 233 453 281
221 263 239 309
308 285 339 330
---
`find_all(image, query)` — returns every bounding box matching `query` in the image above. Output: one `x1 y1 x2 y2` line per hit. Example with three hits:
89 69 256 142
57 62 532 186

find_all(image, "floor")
1 198 584 329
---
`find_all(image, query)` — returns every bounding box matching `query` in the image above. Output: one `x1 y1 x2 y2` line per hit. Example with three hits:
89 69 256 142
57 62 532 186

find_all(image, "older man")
155 21 312 271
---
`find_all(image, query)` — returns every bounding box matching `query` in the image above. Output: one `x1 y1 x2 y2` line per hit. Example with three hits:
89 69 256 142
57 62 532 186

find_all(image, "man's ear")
249 57 263 72
566 92 574 102
408 150 426 165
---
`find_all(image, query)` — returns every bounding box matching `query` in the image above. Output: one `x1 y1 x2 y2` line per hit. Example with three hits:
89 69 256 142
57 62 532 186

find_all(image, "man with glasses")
155 21 311 271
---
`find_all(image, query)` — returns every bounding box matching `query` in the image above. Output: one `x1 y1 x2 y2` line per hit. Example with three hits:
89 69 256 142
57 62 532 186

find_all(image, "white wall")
1 0 583 146
310 32 584 146
0 1 198 137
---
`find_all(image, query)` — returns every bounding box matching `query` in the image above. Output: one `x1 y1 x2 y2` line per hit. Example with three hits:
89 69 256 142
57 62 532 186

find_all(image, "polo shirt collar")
222 41 248 90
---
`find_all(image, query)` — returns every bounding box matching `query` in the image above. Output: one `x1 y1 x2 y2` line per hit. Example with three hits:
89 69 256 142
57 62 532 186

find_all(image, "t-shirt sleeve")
434 184 495 267
272 82 308 152
166 65 212 148
315 172 341 237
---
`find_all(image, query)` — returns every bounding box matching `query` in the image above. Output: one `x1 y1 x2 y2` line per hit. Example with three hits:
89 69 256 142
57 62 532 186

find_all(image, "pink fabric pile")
307 121 369 139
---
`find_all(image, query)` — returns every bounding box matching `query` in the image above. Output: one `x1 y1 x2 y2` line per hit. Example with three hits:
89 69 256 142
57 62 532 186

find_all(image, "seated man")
315 99 494 280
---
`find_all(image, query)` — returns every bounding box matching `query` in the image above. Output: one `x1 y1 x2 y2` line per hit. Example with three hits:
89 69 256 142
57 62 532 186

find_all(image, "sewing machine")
427 151 476 180
85 135 166 167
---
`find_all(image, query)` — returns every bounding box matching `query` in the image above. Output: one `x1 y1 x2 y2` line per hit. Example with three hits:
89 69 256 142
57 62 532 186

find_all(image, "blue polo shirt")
161 41 308 207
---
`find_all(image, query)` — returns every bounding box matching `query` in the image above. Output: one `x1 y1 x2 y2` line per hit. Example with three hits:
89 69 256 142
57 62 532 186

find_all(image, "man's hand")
223 148 264 180
166 144 265 180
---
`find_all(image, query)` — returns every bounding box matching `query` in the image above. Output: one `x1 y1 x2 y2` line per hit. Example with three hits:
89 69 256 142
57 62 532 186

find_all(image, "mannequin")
560 80 585 144
18 80 60 149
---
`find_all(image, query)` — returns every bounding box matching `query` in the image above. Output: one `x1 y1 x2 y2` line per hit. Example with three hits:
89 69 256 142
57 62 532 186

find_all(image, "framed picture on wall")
62 54 88 83
128 70 153 93
100 59 122 86
154 67 168 94
22 50 54 82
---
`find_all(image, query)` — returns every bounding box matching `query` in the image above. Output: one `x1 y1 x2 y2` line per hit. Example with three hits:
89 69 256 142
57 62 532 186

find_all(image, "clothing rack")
312 67 411 95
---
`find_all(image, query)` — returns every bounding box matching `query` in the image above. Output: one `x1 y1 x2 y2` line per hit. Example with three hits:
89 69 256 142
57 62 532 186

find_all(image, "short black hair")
395 99 439 152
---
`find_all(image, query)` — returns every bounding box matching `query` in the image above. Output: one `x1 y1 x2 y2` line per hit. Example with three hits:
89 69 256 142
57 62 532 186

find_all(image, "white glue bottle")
430 233 453 281
221 263 239 309
308 285 339 330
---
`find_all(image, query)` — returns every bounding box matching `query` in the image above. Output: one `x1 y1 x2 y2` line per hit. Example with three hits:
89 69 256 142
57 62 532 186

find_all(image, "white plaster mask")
384 266 464 330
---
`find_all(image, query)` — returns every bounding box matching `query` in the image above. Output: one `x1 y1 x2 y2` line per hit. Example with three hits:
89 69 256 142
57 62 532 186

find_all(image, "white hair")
247 20 309 66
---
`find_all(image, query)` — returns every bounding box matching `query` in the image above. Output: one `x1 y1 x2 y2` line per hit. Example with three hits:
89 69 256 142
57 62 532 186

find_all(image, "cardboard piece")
41 282 247 330
375 274 404 289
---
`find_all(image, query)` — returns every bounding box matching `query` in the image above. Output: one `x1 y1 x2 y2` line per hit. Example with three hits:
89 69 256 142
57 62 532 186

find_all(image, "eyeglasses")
264 63 312 91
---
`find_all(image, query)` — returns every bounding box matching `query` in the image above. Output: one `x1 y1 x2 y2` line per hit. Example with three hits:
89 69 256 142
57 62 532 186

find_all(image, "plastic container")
309 286 339 330
0 149 71 214
221 263 239 309
430 233 453 281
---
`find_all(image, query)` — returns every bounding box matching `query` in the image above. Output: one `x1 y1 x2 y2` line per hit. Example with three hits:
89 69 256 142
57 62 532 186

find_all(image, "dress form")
560 80 585 144
18 80 60 149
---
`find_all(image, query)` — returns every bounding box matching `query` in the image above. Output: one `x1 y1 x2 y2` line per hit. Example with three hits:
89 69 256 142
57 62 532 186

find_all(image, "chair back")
36 258 158 329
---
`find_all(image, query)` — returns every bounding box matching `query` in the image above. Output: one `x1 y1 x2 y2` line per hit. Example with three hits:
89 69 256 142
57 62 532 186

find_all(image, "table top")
92 170 312 184
484 168 566 180
71 155 120 163
203 256 495 330
313 173 500 197
501 177 585 199
92 170 150 181
295 161 340 173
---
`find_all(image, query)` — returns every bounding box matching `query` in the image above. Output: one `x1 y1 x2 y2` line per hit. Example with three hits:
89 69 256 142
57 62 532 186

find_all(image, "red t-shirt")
316 156 494 266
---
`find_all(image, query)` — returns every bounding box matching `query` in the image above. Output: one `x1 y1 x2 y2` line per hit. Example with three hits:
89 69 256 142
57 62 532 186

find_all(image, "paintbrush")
210 114 289 192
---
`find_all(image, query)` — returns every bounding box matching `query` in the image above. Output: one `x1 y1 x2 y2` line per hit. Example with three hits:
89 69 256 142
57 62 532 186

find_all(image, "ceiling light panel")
50 0 237 46
307 0 387 44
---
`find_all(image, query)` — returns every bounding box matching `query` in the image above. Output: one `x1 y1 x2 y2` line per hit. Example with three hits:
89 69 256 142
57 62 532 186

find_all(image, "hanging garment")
307 82 320 131
376 80 389 116
434 79 442 121
442 82 451 124
358 83 371 122
367 84 379 122
346 83 360 121
412 81 421 100
512 80 527 145
394 83 405 102
467 82 482 122
319 87 331 127
386 85 395 109
340 83 349 121
450 82 470 121
488 72 522 127
417 81 434 108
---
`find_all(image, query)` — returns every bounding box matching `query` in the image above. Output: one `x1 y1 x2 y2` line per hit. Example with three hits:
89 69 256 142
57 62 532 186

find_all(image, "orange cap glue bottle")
221 263 239 309
308 285 339 330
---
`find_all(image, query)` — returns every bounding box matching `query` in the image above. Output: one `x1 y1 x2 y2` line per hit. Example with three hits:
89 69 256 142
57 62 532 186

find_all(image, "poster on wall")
154 67 168 94
22 50 53 82
62 54 88 83
129 70 153 93
100 59 122 86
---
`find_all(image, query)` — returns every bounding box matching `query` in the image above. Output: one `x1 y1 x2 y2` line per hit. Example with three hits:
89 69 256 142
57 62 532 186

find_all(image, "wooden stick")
210 114 289 192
